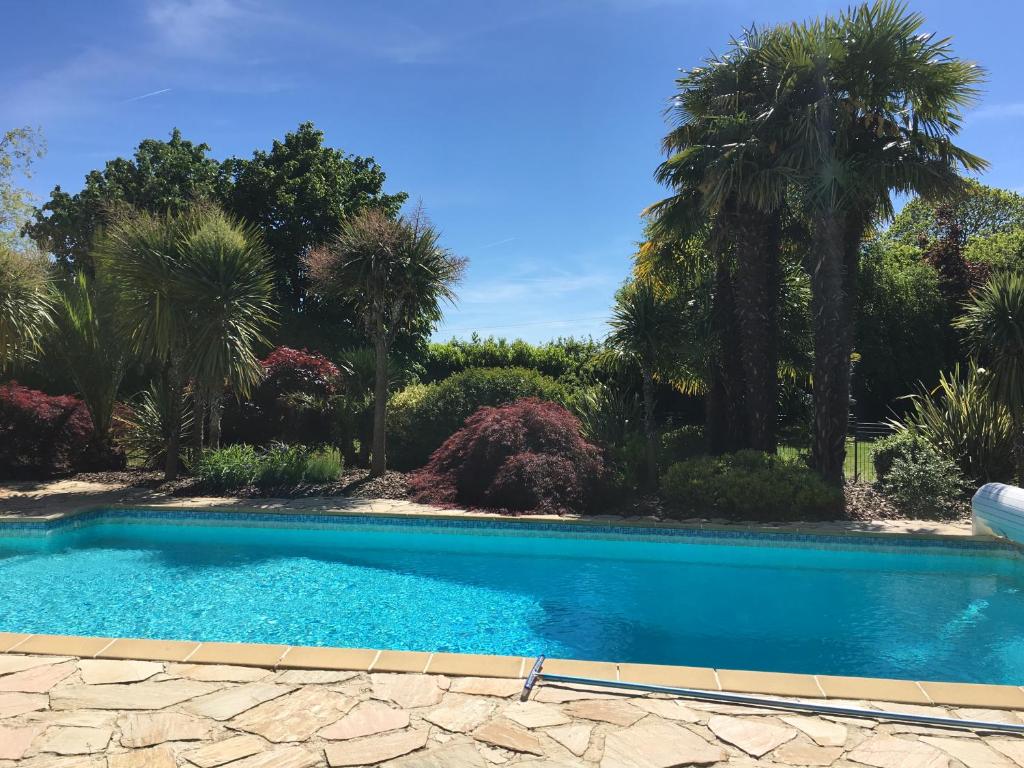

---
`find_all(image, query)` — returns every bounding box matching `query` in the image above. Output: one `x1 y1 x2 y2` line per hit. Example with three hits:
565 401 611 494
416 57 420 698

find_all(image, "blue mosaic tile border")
1 505 1020 559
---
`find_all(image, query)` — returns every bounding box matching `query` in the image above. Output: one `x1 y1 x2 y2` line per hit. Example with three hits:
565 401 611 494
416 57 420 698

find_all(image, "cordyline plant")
305 207 465 476
96 204 276 479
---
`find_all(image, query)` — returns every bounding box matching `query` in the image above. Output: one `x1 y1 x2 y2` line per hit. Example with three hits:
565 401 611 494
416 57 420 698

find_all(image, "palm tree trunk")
164 357 184 481
809 211 849 486
731 207 780 453
641 364 658 491
192 387 206 454
208 391 223 450
707 260 748 454
370 336 389 477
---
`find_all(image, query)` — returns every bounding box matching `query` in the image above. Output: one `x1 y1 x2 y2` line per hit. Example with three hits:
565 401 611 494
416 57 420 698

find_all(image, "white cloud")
146 0 250 54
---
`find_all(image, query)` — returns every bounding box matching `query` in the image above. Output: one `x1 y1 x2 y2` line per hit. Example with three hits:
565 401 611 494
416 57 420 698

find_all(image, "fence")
845 420 895 483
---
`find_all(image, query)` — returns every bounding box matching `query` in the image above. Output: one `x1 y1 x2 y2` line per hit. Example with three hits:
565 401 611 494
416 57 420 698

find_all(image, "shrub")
893 364 1016 484
422 337 601 383
660 425 706 464
195 443 343 492
871 430 929 483
877 439 967 518
387 367 567 469
660 450 842 522
222 346 341 446
0 382 93 477
408 398 605 514
195 444 261 492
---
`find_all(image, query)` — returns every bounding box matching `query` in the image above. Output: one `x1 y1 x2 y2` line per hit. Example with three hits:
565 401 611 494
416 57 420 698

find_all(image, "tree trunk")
641 364 658 491
731 205 781 453
809 211 850 486
706 260 749 454
370 337 389 477
164 357 184 481
192 387 206 454
208 391 223 450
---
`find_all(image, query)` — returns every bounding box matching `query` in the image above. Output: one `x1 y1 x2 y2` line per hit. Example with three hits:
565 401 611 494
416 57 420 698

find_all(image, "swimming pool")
2 508 1023 685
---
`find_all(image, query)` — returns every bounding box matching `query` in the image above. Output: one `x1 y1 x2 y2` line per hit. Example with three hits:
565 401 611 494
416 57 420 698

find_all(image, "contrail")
122 88 172 103
479 237 516 249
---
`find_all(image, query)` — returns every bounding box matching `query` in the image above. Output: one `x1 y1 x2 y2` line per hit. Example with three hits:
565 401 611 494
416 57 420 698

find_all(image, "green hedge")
871 431 967 518
387 367 568 469
660 450 842 522
195 443 342 492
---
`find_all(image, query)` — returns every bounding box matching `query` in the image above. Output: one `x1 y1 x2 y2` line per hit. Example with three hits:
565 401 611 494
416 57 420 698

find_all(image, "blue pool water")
2 510 1024 685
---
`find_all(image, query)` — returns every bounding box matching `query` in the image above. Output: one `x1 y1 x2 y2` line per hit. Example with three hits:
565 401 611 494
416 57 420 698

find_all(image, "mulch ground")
68 470 968 522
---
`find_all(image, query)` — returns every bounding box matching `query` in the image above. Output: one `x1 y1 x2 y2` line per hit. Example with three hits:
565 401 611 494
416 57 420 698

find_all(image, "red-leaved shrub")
0 382 94 477
260 347 341 398
222 347 342 445
408 398 605 514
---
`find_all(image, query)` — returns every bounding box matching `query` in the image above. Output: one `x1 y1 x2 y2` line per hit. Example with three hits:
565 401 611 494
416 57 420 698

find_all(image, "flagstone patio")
1 653 1022 767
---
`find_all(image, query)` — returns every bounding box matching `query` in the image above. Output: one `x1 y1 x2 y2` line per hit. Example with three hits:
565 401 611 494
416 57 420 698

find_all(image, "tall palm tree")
954 272 1024 483
763 1 986 484
648 27 791 452
0 244 52 372
305 207 464 477
49 271 129 463
605 278 678 490
97 205 276 478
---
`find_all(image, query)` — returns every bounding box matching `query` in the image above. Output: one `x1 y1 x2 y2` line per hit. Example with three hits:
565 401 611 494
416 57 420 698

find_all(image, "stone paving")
1 653 1023 767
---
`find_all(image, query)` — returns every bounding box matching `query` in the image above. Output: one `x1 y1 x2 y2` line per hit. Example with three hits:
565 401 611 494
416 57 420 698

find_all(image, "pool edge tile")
816 674 933 705
96 638 201 663
277 645 377 672
426 653 527 679
370 650 433 674
618 662 720 691
0 633 33 653
716 669 823 698
540 658 619 682
185 641 290 668
14 634 117 658
918 680 1024 709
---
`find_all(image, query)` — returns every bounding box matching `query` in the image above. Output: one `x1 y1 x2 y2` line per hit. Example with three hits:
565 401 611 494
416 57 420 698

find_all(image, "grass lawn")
778 438 877 483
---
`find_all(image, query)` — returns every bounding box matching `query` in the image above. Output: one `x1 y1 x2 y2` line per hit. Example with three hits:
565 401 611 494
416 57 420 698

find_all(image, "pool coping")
2 502 1023 710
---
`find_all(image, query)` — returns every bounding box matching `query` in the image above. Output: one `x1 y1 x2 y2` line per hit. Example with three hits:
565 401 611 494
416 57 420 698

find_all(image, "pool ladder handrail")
520 656 1024 736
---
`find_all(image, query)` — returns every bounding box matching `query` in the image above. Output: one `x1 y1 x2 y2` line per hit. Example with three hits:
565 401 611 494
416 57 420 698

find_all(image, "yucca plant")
0 245 53 371
955 271 1024 483
49 271 129 462
116 386 195 471
97 205 276 478
892 364 1016 485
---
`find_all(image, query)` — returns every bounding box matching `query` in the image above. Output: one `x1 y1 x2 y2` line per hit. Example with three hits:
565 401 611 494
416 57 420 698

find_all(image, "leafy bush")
422 337 601 383
660 450 842 522
894 364 1016 484
0 381 93 476
875 437 967 518
388 367 567 469
660 425 706 464
195 444 261 492
223 346 342 446
195 442 343 492
409 398 605 514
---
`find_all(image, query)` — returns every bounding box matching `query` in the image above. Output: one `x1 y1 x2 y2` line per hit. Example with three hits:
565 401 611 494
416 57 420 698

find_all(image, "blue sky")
5 0 1023 343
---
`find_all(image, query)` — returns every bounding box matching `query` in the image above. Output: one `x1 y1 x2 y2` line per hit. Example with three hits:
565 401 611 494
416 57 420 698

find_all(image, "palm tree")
305 207 464 476
175 211 276 450
97 205 276 478
605 278 678 490
49 271 129 463
763 1 986 484
0 244 52 372
954 272 1024 483
648 28 791 452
